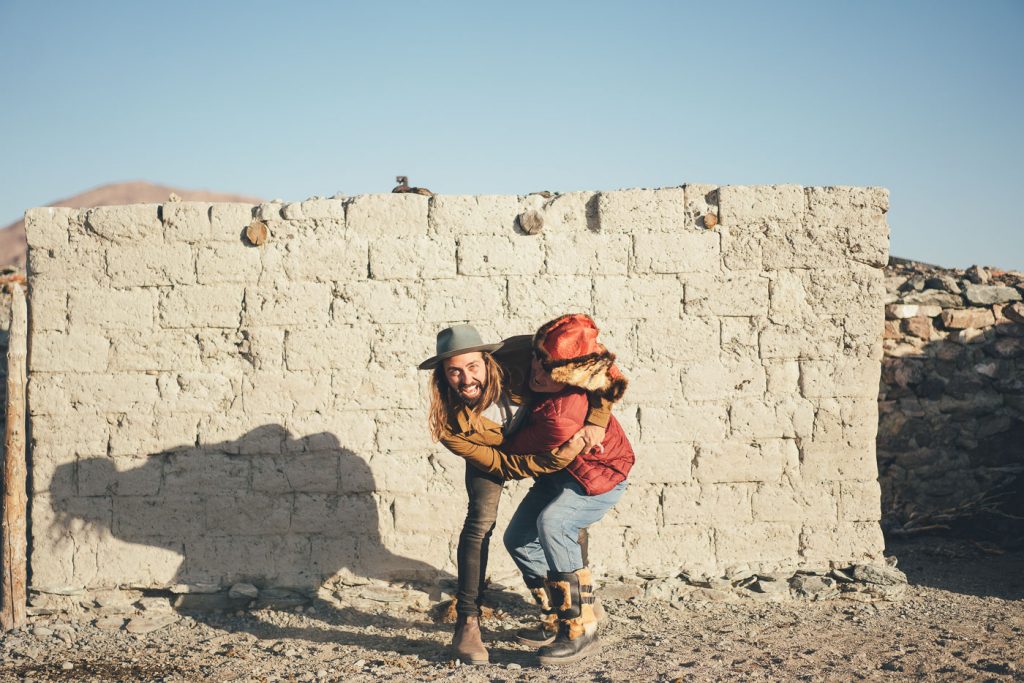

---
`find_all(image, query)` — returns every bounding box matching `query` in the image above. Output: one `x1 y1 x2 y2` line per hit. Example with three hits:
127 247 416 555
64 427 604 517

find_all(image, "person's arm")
440 432 586 480
489 392 593 478
585 394 612 429
503 406 580 454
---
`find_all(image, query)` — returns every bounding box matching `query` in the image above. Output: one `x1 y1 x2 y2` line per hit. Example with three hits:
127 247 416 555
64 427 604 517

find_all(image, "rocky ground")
1 538 1021 682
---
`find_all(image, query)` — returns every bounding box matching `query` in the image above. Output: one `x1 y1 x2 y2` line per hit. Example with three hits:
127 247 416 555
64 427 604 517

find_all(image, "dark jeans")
455 463 504 617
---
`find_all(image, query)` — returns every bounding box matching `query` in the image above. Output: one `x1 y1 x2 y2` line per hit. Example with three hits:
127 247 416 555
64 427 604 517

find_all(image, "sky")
1 1 1022 270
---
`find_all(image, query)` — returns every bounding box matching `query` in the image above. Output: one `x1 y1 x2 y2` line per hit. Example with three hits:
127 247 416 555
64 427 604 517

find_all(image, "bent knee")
503 521 537 554
502 525 521 552
462 513 497 538
536 509 575 544
465 498 499 527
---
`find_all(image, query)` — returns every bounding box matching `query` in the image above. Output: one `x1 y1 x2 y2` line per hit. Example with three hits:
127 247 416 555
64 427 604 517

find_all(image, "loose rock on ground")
0 539 1020 682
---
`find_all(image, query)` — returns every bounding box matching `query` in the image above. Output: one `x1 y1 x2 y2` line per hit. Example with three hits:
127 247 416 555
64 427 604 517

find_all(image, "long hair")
427 352 506 441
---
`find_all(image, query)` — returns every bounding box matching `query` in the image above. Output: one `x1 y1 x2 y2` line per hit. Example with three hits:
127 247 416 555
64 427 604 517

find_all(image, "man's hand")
573 425 606 454
539 426 601 473
550 432 588 465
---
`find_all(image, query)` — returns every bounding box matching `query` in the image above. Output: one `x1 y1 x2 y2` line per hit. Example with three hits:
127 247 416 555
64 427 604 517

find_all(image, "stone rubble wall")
23 185 889 595
878 261 1024 533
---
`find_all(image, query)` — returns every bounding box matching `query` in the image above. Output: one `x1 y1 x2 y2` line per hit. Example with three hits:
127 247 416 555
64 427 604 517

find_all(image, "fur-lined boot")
538 568 600 665
516 575 558 647
578 529 607 624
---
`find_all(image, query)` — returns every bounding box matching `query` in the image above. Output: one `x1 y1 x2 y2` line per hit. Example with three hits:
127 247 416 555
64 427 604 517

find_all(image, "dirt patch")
1 539 1020 682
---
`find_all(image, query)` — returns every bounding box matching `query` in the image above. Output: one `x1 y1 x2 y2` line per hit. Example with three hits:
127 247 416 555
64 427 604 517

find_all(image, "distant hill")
0 181 264 268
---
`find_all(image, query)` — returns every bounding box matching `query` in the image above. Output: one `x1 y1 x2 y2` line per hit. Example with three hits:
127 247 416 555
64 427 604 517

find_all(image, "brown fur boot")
578 529 607 623
515 575 558 647
451 613 489 665
538 568 600 666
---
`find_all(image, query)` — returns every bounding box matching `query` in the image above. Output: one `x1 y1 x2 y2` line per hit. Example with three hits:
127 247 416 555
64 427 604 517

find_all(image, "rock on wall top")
23 185 889 593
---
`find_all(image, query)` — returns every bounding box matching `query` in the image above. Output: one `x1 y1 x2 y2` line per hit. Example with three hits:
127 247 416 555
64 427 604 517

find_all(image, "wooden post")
1 283 28 631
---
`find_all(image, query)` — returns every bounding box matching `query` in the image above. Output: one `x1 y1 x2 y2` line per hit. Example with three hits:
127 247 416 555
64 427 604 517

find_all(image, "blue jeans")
503 470 627 576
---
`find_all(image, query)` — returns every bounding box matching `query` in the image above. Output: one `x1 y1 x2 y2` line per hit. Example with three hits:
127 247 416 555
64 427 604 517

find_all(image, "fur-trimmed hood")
533 314 628 402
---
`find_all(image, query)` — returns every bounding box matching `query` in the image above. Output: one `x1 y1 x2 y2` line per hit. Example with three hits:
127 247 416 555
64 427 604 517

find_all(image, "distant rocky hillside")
0 181 263 267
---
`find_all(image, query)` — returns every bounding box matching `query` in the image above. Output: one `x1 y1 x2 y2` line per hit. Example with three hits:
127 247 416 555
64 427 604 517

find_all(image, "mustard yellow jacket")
438 336 612 480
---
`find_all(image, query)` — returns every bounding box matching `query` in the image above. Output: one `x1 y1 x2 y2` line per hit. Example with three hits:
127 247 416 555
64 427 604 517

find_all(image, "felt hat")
533 314 628 402
418 324 502 370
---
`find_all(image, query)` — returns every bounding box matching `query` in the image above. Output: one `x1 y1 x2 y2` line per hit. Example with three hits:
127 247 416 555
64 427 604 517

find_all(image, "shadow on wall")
878 310 1024 545
46 424 450 591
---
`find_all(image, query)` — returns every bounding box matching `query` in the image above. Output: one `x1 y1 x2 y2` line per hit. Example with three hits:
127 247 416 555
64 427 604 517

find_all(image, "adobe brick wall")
23 185 889 593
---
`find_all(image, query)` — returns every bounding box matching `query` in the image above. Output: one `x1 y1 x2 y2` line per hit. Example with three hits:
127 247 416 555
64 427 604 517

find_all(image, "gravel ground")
1 539 1021 682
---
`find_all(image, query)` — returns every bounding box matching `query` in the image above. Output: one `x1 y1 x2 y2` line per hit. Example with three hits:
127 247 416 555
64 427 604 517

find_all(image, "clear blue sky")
2 1 1022 270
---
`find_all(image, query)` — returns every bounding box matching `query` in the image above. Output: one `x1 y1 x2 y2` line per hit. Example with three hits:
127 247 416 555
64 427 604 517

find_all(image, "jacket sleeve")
439 433 577 480
585 394 612 429
503 409 580 454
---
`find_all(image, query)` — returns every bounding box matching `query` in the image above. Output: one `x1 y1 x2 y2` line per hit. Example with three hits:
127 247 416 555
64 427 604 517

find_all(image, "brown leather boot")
515 575 558 647
451 613 489 665
538 568 600 666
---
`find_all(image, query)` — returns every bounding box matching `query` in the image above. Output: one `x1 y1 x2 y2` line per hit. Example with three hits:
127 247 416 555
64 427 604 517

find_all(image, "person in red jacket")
502 313 634 666
418 324 612 666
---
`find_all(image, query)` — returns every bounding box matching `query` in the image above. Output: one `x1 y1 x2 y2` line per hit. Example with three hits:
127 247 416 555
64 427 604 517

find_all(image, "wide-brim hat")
418 324 503 370
533 313 628 402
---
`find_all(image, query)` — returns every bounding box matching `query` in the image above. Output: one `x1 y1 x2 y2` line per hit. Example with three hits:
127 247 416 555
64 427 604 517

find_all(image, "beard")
456 381 484 406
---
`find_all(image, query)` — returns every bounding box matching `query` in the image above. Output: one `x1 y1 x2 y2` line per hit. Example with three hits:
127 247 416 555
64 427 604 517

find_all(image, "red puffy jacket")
503 387 634 495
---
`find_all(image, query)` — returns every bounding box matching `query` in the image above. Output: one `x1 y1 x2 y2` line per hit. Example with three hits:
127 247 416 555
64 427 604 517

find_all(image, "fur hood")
533 314 628 402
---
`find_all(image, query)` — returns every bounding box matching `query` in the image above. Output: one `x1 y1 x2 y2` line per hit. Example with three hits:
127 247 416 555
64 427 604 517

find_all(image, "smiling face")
442 352 489 405
529 354 567 393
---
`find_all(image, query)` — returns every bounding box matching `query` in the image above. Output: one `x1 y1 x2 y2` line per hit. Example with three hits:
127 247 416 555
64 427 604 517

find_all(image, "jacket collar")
451 402 501 435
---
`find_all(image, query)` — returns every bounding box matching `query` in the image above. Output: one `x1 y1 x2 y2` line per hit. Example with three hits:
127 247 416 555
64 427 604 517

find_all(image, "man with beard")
420 324 610 665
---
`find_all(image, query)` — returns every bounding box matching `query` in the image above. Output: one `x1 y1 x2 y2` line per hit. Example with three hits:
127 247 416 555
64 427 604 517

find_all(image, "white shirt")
479 392 523 435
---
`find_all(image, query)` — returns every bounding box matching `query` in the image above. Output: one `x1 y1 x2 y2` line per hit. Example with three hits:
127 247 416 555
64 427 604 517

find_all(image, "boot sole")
537 637 601 666
454 653 490 666
515 633 557 647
